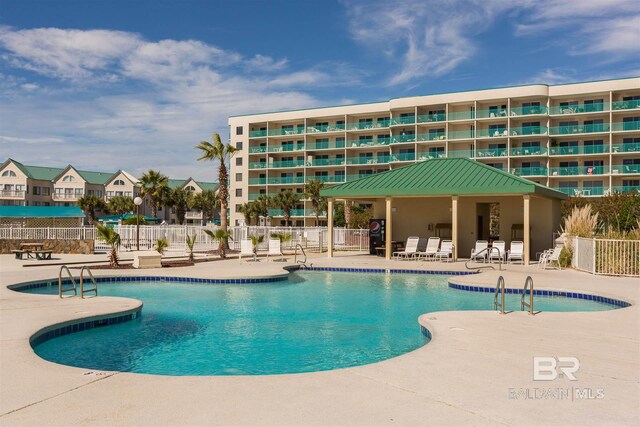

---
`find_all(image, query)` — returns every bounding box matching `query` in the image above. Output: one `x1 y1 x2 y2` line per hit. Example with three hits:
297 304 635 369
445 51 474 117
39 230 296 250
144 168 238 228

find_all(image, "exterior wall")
105 172 138 201
229 77 640 226
0 162 29 206
53 168 86 205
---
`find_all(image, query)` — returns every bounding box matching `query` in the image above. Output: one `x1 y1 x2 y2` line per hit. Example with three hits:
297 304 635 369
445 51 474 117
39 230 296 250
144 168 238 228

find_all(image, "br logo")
533 356 580 381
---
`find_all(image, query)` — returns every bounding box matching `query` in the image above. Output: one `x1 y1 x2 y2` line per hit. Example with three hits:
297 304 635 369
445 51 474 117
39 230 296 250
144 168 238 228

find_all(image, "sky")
0 0 639 181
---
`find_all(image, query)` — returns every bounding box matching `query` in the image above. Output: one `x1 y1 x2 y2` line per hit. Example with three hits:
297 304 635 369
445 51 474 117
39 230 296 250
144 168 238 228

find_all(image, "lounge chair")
239 239 256 262
470 240 489 262
489 240 506 263
267 238 285 261
415 237 440 260
434 240 454 262
540 245 563 270
393 236 420 260
507 241 524 264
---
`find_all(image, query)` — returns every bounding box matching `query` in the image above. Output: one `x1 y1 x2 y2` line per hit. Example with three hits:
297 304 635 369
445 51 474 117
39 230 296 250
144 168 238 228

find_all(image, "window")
185 185 196 192
235 173 242 182
1 170 16 177
113 179 125 186
584 99 604 112
236 141 243 150
235 189 242 197
33 186 41 195
42 187 50 196
236 157 243 166
236 126 243 135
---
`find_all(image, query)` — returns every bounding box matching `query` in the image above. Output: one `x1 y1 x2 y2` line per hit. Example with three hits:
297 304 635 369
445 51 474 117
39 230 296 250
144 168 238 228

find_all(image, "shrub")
156 238 168 255
562 205 600 239
559 247 572 268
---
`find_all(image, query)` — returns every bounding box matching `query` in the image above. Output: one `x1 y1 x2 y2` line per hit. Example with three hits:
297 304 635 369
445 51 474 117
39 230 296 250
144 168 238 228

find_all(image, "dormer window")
62 175 76 182
185 185 196 192
114 179 125 186
1 170 16 177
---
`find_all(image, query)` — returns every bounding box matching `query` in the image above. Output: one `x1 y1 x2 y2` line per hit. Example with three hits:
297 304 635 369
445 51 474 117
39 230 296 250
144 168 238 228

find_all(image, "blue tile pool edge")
447 282 631 308
298 266 478 276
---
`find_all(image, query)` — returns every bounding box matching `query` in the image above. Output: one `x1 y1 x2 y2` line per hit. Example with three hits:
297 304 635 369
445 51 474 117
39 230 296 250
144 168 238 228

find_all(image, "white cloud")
245 54 288 72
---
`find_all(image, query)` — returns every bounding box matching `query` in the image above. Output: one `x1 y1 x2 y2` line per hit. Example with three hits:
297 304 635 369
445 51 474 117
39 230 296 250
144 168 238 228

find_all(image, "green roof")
321 158 567 199
168 178 218 191
0 206 85 218
167 179 186 189
196 181 219 191
76 170 114 185
4 159 64 181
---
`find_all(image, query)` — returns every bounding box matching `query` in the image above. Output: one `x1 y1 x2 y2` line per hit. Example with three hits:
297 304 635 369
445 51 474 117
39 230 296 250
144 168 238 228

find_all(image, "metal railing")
79 266 98 298
58 265 77 298
521 276 534 315
294 244 307 264
573 237 640 277
494 276 506 314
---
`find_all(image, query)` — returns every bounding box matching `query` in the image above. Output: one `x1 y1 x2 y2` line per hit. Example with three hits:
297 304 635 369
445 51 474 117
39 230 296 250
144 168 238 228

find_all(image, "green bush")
559 247 572 268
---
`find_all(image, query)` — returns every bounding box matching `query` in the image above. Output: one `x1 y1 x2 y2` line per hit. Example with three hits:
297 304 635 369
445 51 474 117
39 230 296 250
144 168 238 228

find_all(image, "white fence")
0 227 97 240
573 237 640 277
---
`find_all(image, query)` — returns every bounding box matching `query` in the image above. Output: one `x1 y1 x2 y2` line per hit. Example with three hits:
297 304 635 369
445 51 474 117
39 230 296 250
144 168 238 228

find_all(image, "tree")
78 194 107 225
156 238 168 255
140 170 169 218
272 190 299 226
248 234 264 255
348 205 373 229
167 187 194 225
303 179 327 226
123 215 147 225
203 229 233 259
96 223 120 267
107 195 135 215
238 202 254 225
333 203 346 227
196 133 238 234
252 195 272 224
186 234 196 263
192 189 219 224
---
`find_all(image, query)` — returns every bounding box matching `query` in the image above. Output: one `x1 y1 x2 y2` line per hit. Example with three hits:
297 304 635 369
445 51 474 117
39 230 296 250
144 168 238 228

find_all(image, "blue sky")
1 0 639 180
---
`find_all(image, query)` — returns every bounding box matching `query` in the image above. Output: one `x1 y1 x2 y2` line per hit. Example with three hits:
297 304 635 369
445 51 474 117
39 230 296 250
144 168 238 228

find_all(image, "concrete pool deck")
0 252 638 426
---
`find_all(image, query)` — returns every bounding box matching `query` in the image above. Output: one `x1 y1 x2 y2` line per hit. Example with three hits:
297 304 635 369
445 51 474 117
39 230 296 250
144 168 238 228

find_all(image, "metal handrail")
294 244 307 264
58 265 77 298
79 266 98 298
521 276 534 315
493 276 506 314
465 246 503 271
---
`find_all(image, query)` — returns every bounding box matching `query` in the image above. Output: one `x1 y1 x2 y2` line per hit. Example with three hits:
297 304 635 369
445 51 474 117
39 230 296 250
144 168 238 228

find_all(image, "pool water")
25 271 616 376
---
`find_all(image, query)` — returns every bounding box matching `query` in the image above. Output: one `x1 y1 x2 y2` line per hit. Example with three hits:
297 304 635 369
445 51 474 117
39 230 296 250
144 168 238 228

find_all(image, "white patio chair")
267 238 285 261
470 240 489 262
507 241 524 264
393 236 419 260
541 245 563 270
415 237 440 260
239 239 256 262
434 240 454 262
489 240 506 263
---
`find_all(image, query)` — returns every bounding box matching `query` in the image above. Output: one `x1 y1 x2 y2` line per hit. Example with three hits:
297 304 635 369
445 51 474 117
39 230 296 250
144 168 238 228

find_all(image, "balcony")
448 129 474 140
476 108 509 119
510 147 547 156
612 100 640 111
307 140 346 150
306 158 345 167
306 123 345 133
611 121 640 132
271 160 306 168
509 106 548 116
0 190 26 198
391 153 416 162
268 128 305 137
447 150 473 159
549 145 609 155
346 155 391 165
267 176 305 185
390 116 416 125
417 113 446 123
268 144 304 153
249 178 267 185
612 142 640 153
477 128 508 138
185 211 203 219
268 209 305 217
417 152 445 160
476 148 508 158
249 162 268 170
612 164 640 174
549 166 609 176
346 174 382 182
312 175 346 184
249 130 267 138
392 134 416 143
510 166 548 177
611 185 640 194
249 146 267 154
248 193 264 201
448 111 474 121
417 132 446 142
549 103 609 115
549 124 610 136
510 125 548 136
53 193 83 200
553 187 605 197
347 119 391 131
346 137 391 148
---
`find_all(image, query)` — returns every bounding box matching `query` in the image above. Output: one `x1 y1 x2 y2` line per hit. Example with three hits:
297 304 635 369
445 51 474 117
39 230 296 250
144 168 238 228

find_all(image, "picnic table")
374 241 404 256
12 243 52 260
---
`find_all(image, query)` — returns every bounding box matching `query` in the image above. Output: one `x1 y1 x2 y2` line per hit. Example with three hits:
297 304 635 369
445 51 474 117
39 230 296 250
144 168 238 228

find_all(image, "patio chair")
434 240 454 262
239 239 256 262
393 236 420 260
470 240 489 262
507 241 524 264
415 237 440 260
489 240 506 263
267 238 285 261
540 245 563 270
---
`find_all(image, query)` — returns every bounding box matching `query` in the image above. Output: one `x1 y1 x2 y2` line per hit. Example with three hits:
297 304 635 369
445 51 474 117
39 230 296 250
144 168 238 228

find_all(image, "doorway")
476 202 500 242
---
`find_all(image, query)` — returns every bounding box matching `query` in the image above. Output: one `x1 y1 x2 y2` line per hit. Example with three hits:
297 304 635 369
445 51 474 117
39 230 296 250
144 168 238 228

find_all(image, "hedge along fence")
573 237 640 277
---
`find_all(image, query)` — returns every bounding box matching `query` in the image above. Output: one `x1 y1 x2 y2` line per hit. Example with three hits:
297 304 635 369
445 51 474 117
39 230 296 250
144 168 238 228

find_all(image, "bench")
12 250 29 260
132 251 162 269
36 251 53 260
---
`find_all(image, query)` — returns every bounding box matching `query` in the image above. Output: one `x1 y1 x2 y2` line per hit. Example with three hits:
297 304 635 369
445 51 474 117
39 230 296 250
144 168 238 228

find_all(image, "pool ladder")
521 276 534 315
294 244 307 265
464 247 503 272
58 265 98 299
493 275 535 315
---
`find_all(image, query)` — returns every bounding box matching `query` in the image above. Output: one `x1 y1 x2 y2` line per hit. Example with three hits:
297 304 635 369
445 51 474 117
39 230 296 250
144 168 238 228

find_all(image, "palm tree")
272 190 299 226
248 234 264 255
167 187 194 225
252 195 272 225
192 189 219 224
203 229 233 259
238 202 254 225
139 170 169 218
186 234 196 263
196 133 238 233
304 179 328 226
96 223 120 267
78 194 107 225
107 195 135 215
155 238 168 255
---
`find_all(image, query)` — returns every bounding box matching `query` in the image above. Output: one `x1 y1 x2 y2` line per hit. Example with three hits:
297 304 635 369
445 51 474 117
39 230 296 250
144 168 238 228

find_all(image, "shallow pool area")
23 271 619 376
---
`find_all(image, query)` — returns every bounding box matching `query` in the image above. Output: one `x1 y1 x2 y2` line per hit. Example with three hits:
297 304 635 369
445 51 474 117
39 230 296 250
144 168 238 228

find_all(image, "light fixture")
134 196 143 251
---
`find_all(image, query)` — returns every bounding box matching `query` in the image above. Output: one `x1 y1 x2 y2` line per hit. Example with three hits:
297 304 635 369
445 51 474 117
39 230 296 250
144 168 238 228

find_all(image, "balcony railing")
549 124 611 135
510 167 548 177
312 175 346 183
418 132 446 141
612 100 640 110
392 134 416 143
448 129 474 140
268 209 305 217
477 128 508 138
346 155 391 165
346 174 381 181
185 211 203 219
417 113 446 123
390 116 416 125
417 152 445 160
612 164 640 174
307 140 346 150
249 178 267 185
510 106 548 116
448 111 474 121
271 160 306 168
509 147 547 156
53 193 83 200
306 124 345 133
611 185 640 194
0 190 26 198
553 187 605 196
549 103 609 115
249 162 268 170
346 120 391 130
612 142 640 153
611 121 640 132
549 166 609 176
267 176 305 185
249 146 267 153
447 150 473 158
549 145 609 155
476 148 508 157
510 125 548 136
476 108 509 119
249 130 267 138
346 137 391 147
307 158 345 167
268 144 304 153
391 153 416 162
268 128 305 137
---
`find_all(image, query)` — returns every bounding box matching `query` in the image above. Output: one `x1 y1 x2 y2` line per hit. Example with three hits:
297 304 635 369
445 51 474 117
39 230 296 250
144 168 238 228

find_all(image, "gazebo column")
523 195 530 266
327 198 334 258
385 197 393 260
451 196 458 261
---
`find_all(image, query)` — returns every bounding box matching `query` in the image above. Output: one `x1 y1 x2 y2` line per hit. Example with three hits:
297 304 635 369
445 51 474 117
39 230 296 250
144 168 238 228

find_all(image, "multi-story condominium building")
228 77 640 227
0 159 218 224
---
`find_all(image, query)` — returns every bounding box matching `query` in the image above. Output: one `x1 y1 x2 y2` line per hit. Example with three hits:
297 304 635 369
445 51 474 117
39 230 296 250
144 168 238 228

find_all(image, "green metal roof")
321 158 567 199
196 181 219 191
76 170 114 185
0 206 85 218
3 159 64 180
168 178 186 189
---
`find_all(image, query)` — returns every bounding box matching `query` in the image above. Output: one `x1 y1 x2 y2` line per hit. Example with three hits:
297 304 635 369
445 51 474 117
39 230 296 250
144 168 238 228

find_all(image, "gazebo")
0 206 85 227
321 158 567 265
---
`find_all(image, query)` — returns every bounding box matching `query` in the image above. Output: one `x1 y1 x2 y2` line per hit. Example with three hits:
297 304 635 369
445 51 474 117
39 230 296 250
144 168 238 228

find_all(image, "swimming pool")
22 270 620 376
